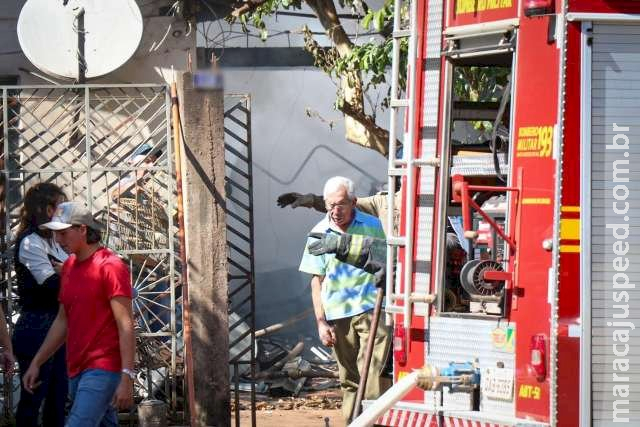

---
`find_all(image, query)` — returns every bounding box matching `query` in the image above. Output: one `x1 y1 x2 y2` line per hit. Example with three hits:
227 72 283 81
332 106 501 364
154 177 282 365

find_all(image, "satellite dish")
17 0 143 80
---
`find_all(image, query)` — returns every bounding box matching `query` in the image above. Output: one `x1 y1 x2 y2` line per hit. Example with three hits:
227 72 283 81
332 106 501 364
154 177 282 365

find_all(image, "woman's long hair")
16 183 67 238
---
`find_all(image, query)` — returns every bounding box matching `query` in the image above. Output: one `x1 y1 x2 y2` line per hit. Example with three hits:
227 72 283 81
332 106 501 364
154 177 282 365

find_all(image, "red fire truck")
353 0 640 426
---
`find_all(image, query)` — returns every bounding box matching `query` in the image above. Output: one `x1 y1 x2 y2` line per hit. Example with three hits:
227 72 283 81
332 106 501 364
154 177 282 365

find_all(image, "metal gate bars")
224 94 256 427
0 85 182 419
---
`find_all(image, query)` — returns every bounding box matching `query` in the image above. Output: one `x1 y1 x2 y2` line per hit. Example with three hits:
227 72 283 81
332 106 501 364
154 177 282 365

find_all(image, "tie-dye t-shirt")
299 209 386 321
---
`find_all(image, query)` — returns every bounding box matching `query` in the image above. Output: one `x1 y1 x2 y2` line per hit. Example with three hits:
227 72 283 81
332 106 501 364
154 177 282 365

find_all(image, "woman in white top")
13 183 68 427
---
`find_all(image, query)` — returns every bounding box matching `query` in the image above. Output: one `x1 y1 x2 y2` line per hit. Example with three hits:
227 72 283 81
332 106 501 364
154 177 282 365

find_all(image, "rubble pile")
230 309 343 415
243 335 339 394
232 392 342 412
231 332 342 412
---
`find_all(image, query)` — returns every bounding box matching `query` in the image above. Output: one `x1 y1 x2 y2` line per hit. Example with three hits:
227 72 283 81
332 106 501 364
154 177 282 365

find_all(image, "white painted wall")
223 68 388 338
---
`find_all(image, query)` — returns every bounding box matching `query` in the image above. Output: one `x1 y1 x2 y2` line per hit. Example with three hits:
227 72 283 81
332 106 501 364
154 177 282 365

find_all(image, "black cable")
275 10 364 20
490 78 511 184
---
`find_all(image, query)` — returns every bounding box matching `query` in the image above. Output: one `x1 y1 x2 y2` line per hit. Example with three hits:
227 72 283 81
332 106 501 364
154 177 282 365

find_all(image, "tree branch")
230 0 267 17
302 27 340 73
306 0 353 56
305 0 393 156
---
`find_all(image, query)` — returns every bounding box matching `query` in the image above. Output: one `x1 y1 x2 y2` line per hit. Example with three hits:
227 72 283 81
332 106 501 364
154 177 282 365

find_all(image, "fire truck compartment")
583 21 640 426
435 44 515 317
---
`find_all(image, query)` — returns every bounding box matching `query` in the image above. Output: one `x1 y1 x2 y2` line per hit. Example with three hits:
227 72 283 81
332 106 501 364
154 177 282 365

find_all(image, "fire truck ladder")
385 0 442 327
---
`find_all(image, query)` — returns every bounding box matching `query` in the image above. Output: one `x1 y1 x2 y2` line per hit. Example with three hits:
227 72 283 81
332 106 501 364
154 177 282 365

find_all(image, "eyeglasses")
325 200 351 211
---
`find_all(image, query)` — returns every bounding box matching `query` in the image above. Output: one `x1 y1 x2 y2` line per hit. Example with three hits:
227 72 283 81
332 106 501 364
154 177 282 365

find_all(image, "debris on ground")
230 309 342 423
232 335 340 398
231 308 341 398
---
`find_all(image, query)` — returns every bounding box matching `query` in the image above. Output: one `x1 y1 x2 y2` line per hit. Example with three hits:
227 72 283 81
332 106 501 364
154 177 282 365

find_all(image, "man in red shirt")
23 202 135 426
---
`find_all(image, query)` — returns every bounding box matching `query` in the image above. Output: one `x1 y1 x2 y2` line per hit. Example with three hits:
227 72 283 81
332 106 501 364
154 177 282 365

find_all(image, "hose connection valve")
416 361 481 392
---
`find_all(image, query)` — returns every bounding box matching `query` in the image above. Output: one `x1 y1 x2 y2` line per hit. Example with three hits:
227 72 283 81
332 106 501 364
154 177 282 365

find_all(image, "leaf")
362 12 373 29
362 55 369 70
374 10 385 32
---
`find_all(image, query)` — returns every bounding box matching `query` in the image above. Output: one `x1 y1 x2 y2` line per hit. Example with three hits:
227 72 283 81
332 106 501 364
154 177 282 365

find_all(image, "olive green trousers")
331 310 392 421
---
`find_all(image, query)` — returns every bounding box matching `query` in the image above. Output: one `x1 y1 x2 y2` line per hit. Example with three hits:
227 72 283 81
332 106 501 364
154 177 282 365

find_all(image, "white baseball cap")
40 201 106 232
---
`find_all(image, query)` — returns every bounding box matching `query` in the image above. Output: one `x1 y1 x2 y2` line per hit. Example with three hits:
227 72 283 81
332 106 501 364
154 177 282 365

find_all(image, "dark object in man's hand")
277 192 301 208
307 232 341 256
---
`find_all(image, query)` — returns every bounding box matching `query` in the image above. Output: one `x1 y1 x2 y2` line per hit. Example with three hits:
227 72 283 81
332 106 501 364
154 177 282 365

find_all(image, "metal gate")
0 85 183 420
224 94 256 427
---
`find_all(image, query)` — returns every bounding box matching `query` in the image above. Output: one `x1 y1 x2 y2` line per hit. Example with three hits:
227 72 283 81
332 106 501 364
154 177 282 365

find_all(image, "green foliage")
332 37 407 106
230 0 406 109
231 0 509 115
453 66 510 102
452 66 511 140
331 0 408 107
228 0 512 153
361 0 393 32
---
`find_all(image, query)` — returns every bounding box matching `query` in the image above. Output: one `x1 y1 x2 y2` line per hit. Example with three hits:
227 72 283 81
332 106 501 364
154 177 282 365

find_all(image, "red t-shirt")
59 247 132 378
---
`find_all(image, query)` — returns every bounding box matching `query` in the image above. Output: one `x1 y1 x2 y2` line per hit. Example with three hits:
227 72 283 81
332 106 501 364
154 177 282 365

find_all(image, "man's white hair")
323 176 356 200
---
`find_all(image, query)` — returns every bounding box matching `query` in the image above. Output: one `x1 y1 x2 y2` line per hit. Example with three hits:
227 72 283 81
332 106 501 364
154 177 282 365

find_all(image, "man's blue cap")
132 143 153 157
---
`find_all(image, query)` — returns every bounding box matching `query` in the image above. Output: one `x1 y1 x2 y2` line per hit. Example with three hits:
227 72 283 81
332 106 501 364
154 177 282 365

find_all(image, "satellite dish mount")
73 6 86 83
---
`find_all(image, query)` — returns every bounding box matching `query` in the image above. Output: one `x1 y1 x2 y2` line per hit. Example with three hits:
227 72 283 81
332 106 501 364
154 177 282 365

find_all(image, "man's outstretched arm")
277 192 384 218
277 192 325 213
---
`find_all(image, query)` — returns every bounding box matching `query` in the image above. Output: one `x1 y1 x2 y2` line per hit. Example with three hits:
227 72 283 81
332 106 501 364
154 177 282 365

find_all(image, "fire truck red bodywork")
373 0 640 426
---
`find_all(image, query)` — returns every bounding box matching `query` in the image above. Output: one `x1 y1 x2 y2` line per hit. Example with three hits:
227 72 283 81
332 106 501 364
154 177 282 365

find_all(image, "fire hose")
349 363 480 427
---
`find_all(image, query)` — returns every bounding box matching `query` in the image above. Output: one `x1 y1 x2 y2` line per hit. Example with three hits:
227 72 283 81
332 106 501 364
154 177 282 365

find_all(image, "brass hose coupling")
416 364 439 391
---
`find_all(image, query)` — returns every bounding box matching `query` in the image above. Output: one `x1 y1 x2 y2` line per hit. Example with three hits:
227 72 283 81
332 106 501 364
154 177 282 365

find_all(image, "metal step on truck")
351 0 640 426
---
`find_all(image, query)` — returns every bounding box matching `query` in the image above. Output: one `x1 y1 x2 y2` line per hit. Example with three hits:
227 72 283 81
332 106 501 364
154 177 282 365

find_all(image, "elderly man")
299 176 390 422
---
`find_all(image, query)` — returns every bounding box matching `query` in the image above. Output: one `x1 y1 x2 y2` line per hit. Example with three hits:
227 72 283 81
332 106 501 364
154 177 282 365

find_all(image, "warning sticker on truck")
491 326 515 353
516 125 554 158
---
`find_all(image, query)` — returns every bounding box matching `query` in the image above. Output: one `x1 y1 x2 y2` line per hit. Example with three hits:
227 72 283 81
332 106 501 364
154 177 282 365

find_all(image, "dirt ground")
232 408 344 427
230 389 345 427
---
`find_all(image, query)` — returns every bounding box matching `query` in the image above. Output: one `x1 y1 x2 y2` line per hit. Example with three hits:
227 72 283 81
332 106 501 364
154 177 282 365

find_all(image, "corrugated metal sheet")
424 317 515 416
590 22 640 426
